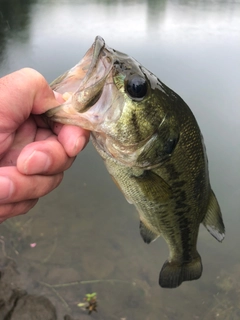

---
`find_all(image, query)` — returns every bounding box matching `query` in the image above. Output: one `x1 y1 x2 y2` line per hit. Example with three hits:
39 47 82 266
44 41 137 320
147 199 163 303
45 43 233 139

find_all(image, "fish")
45 36 225 288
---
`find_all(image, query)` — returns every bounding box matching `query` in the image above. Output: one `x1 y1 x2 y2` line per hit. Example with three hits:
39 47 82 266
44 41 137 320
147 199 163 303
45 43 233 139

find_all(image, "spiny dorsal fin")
202 191 225 242
139 220 159 244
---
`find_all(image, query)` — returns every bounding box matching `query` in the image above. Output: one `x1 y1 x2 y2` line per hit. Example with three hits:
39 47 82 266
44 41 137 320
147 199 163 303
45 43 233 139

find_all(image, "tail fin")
159 255 202 288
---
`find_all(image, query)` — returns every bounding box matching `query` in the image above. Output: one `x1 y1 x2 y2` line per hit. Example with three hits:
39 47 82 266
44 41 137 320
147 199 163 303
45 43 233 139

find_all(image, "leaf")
77 303 86 307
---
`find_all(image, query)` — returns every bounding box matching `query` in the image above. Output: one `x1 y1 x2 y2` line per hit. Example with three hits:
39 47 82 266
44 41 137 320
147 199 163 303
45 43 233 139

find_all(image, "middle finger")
17 134 75 175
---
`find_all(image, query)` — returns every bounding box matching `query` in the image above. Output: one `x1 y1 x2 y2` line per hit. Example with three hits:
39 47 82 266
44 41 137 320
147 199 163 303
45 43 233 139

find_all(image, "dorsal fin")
202 191 225 242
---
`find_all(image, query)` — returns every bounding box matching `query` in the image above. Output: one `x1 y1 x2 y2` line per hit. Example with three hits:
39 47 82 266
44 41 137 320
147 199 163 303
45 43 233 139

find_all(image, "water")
0 0 240 319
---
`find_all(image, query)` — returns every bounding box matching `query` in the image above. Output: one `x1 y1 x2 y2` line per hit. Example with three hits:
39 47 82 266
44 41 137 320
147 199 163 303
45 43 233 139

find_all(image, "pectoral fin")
202 191 225 242
131 170 172 203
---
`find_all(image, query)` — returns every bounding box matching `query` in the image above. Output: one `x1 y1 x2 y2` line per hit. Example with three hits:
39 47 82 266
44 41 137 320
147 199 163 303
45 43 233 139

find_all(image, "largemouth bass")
45 36 225 288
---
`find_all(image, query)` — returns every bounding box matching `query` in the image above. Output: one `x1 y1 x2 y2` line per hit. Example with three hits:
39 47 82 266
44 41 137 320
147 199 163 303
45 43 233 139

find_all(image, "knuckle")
38 174 63 197
0 199 38 220
20 68 43 81
19 199 38 215
64 157 76 171
0 203 18 219
19 68 50 96
54 173 64 188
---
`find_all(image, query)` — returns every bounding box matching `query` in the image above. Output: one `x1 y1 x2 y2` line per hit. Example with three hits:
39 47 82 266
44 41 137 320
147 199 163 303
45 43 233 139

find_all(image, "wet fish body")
45 36 225 288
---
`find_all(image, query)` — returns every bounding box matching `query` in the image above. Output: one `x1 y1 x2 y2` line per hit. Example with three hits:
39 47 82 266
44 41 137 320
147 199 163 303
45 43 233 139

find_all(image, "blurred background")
0 0 240 319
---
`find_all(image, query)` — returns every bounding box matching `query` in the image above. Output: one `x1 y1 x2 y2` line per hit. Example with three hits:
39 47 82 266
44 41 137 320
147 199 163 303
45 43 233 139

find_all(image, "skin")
0 68 90 222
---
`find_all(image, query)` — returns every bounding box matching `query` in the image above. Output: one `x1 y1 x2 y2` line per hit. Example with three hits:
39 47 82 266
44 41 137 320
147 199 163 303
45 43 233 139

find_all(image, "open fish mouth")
45 36 114 130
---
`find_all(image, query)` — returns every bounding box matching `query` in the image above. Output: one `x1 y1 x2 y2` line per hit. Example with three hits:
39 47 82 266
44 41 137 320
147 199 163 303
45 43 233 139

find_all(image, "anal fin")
139 220 159 244
202 191 225 242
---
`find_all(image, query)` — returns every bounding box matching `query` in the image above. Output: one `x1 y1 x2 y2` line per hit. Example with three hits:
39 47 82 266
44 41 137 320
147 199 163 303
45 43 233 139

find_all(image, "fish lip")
45 35 112 119
80 35 106 87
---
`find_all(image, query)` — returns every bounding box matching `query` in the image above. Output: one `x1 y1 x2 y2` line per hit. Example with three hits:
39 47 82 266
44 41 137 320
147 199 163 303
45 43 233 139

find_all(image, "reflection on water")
0 0 35 64
0 0 240 319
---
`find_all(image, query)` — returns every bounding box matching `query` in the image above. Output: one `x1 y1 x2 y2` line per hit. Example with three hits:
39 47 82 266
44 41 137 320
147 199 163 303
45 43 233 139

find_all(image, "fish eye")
126 75 147 100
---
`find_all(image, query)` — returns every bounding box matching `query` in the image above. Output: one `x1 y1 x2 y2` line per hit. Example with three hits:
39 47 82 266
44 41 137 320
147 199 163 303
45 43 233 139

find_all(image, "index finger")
0 68 59 132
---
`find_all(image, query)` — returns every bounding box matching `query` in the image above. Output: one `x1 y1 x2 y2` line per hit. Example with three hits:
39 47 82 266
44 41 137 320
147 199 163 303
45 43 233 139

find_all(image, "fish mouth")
44 36 114 130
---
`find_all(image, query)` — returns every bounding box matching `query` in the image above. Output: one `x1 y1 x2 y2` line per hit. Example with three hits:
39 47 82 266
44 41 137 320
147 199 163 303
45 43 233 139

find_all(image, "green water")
0 0 240 319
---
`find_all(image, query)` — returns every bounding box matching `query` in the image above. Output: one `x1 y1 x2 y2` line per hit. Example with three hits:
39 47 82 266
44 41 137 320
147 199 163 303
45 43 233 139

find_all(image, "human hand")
0 68 90 222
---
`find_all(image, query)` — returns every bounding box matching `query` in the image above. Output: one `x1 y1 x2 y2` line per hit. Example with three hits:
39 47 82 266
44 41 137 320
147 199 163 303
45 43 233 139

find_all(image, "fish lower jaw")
91 133 139 167
50 115 97 131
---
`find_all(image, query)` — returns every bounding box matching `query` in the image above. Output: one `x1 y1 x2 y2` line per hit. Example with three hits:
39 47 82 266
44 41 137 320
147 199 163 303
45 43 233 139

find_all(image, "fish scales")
45 36 225 288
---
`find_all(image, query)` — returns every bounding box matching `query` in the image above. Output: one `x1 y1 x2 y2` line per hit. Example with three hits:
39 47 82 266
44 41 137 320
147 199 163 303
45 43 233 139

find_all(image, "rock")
0 256 57 320
11 295 57 320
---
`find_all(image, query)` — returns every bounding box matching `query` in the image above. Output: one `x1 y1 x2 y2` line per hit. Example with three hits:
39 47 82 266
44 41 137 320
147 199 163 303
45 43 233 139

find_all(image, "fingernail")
24 151 51 174
53 91 65 103
0 176 14 200
74 136 87 154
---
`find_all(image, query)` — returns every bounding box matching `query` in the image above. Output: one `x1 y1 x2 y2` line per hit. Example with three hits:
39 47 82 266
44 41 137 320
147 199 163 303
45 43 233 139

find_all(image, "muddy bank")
0 255 79 320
